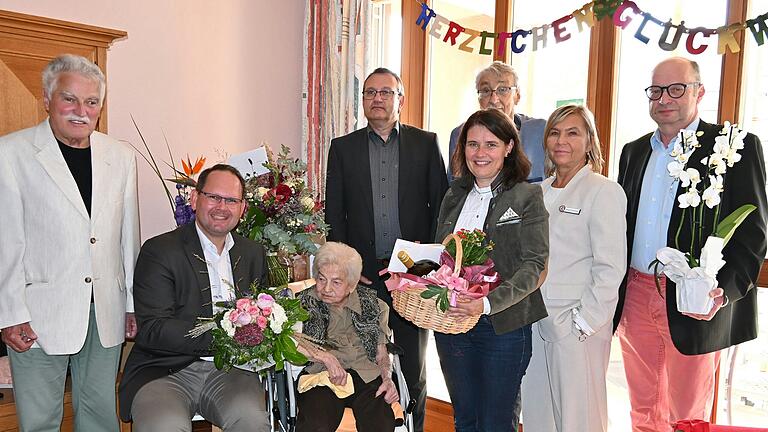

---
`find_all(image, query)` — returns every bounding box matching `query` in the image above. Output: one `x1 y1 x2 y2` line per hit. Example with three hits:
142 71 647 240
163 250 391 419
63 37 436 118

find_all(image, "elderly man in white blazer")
521 105 627 432
0 54 139 432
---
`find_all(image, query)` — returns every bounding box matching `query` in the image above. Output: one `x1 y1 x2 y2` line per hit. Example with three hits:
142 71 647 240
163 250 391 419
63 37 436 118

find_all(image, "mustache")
65 114 91 124
209 210 232 217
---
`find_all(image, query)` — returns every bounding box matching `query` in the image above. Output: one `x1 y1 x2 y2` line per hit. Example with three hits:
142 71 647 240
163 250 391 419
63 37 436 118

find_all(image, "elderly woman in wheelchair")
295 241 399 432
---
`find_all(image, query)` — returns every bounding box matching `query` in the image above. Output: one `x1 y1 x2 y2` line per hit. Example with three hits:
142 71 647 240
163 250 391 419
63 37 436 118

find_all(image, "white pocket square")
498 207 521 223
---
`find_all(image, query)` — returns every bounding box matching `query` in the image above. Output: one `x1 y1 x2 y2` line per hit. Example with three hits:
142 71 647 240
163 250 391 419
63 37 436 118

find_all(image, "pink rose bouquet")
187 283 309 372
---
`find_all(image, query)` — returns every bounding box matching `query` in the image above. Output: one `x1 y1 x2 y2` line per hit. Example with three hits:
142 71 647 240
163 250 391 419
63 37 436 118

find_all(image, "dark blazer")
325 124 449 282
435 176 549 334
118 223 267 421
614 120 767 355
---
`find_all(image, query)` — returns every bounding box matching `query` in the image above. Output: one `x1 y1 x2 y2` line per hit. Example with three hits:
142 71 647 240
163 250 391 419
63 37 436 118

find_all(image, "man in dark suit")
614 57 767 431
119 164 270 431
325 67 449 432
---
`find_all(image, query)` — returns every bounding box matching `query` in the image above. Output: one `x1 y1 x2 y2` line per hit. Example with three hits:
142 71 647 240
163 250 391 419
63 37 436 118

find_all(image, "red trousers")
617 268 720 432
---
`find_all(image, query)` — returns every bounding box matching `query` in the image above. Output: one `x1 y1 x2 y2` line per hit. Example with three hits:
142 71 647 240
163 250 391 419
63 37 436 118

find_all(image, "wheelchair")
259 279 415 431
264 349 414 432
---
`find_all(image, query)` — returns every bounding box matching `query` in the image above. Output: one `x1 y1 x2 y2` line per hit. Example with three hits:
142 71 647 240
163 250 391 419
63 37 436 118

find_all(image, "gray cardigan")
435 175 549 334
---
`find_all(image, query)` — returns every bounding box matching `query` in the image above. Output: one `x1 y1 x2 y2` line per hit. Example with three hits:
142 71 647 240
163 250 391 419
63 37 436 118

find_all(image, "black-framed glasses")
362 89 401 100
644 82 699 101
477 86 516 99
199 191 244 206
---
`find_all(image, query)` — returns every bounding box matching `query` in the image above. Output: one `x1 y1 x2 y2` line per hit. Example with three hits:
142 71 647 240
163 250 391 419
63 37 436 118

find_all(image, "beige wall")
1 1 305 240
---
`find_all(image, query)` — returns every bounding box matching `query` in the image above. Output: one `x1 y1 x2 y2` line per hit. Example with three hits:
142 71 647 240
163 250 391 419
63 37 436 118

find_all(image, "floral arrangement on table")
387 229 500 314
236 145 328 285
187 282 309 372
237 145 327 255
128 118 206 226
652 122 756 313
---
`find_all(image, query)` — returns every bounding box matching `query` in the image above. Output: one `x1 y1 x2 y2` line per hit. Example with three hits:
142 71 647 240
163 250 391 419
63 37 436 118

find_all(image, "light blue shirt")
630 119 699 273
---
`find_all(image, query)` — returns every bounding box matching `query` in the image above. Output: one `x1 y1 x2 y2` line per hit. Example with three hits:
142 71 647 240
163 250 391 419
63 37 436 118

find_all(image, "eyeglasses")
644 82 699 101
199 191 244 206
362 89 401 100
477 86 516 99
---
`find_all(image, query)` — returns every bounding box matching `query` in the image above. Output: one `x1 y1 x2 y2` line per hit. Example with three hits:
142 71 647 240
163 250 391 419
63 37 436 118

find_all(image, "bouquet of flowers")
187 283 309 372
237 145 328 256
386 229 500 334
128 118 206 226
419 229 500 312
652 123 756 314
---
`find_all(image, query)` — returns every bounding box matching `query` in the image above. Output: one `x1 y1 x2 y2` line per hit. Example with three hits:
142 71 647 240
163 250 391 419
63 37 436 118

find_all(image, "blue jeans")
434 317 532 432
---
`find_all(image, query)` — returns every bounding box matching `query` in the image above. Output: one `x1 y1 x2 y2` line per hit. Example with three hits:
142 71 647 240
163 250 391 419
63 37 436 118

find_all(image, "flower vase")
656 236 725 314
266 252 292 287
291 254 310 282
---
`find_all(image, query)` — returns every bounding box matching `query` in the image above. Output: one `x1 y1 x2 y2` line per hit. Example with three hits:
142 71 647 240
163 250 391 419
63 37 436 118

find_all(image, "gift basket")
385 230 499 334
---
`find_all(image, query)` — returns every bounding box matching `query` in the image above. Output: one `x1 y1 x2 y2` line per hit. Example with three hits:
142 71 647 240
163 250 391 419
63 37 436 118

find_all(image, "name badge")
559 205 581 215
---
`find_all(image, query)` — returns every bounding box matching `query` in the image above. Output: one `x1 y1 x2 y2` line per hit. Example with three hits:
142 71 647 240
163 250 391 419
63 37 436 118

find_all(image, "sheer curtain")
302 0 371 198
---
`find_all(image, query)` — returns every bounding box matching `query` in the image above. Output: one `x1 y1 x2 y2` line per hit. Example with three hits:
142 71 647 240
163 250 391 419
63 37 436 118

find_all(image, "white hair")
312 242 363 287
42 54 106 101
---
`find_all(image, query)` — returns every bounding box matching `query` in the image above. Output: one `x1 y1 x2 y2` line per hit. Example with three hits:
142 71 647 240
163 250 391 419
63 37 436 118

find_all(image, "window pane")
715 291 768 426
371 0 402 76
739 0 768 257
424 0 496 162
424 0 495 401
509 0 591 120
609 1 727 179
715 1 768 426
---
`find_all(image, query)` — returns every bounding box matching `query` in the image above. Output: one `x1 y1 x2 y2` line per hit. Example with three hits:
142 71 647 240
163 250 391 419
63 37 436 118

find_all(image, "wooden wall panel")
0 60 41 135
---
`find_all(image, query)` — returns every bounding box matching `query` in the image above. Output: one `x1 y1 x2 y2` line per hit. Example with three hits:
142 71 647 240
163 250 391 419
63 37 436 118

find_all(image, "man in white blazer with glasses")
0 54 139 432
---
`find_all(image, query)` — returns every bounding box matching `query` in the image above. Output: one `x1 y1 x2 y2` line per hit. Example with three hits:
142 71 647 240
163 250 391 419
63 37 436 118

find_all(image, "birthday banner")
415 0 768 56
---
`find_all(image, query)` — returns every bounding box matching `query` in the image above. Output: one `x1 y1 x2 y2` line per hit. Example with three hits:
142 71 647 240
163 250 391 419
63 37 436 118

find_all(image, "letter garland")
413 0 768 56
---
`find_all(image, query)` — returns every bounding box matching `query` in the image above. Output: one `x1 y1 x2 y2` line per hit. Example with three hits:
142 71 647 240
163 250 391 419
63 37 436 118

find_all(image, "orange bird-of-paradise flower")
182 155 206 177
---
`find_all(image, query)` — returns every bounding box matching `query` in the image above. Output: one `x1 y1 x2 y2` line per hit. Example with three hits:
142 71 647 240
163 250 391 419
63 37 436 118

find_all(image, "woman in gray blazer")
436 109 549 432
521 105 627 432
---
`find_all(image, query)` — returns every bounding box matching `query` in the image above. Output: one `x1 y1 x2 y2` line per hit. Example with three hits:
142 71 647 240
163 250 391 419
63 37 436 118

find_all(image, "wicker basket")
390 233 481 334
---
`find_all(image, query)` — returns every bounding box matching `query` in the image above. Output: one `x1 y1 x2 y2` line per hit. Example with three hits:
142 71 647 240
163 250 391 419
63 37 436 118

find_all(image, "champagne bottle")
397 251 440 277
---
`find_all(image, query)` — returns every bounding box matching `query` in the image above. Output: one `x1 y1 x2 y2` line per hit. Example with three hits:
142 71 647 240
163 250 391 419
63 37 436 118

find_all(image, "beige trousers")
521 320 613 432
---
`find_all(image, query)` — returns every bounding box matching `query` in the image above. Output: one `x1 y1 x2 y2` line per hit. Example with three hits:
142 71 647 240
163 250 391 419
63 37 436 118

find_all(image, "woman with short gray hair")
296 241 397 431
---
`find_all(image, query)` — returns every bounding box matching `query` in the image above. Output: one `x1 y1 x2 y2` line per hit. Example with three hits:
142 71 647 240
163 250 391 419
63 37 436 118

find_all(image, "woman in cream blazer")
521 105 626 432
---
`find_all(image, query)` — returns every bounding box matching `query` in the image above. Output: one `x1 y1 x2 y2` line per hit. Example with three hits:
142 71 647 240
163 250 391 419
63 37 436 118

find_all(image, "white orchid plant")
665 122 756 265
653 123 756 313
